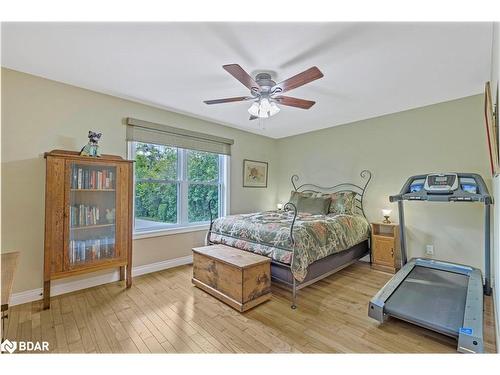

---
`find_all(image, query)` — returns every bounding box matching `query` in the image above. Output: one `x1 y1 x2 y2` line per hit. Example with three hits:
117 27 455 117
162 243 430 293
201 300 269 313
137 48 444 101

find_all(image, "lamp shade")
382 209 392 217
248 102 260 116
269 102 280 116
260 98 271 113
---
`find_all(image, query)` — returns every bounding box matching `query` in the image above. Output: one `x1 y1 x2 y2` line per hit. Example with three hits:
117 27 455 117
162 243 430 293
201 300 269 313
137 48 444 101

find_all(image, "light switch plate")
426 244 434 255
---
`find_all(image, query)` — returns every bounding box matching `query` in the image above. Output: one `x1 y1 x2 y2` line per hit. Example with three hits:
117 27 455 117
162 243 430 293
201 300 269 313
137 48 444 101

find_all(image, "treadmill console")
390 172 491 204
409 179 425 193
423 173 459 194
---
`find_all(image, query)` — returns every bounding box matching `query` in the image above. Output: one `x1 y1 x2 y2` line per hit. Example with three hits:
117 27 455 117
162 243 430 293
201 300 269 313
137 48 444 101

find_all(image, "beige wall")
276 95 491 272
1 68 492 296
491 23 499 107
1 68 278 293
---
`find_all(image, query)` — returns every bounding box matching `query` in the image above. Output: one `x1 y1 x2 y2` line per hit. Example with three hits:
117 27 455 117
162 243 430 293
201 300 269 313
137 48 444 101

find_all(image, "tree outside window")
131 142 226 233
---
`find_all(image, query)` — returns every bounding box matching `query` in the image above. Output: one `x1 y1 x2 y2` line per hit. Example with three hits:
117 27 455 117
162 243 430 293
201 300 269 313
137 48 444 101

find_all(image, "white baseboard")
9 289 45 307
10 255 193 307
131 255 192 277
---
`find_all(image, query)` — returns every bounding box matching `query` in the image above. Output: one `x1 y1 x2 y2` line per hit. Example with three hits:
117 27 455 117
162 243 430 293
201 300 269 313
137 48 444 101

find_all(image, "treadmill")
368 173 492 354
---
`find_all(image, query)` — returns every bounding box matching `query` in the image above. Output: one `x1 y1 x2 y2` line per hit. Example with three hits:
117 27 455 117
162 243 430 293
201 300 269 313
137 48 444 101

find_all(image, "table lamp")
382 209 392 224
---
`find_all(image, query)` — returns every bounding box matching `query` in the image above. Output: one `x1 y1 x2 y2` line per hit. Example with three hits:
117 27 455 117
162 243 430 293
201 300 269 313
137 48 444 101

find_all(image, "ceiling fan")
204 64 324 120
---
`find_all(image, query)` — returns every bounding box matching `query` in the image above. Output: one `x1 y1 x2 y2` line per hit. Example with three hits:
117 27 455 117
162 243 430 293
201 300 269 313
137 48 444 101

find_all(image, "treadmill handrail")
389 194 403 202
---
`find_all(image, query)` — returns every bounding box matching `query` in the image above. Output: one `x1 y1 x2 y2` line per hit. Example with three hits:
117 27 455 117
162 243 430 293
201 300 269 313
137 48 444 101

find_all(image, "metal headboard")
290 170 372 221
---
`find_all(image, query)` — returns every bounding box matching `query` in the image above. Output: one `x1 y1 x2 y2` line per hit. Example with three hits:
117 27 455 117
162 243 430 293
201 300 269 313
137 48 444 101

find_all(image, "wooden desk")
1 251 20 341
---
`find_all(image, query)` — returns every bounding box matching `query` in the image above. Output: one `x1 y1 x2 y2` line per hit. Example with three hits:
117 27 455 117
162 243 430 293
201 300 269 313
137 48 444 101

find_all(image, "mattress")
209 210 370 282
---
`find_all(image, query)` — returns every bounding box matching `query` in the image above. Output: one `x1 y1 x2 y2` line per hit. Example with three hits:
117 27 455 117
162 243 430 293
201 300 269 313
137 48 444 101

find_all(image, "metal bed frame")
206 170 373 309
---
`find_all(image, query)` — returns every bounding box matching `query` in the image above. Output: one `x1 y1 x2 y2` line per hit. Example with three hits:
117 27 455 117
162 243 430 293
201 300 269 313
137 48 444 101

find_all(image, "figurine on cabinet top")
80 131 102 157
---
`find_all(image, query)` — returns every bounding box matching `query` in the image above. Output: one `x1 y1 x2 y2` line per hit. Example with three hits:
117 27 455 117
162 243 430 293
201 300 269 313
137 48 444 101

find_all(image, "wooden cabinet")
43 150 133 309
371 222 401 273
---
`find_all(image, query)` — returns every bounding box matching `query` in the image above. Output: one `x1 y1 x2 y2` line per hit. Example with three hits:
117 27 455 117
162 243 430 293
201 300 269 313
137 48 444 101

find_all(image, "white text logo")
0 339 17 353
0 339 49 353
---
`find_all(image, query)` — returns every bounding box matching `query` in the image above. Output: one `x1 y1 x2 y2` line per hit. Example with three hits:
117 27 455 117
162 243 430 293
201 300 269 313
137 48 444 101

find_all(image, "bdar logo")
1 339 17 353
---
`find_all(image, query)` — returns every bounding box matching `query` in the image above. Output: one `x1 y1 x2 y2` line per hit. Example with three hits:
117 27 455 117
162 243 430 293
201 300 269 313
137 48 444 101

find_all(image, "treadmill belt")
384 266 468 337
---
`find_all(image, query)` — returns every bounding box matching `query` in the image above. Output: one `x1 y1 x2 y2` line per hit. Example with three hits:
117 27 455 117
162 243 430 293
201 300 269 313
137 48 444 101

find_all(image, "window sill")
133 223 210 240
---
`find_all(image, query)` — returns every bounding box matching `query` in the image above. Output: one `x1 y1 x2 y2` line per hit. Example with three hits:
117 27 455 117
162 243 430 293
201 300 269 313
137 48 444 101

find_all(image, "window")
130 141 227 234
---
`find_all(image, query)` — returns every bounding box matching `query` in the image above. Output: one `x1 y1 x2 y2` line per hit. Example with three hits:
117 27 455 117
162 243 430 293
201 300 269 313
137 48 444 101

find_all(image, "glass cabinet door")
67 162 117 267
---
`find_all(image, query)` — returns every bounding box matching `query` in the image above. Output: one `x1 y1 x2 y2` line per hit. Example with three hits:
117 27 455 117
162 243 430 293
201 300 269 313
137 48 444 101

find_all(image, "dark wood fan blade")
272 66 323 94
204 96 252 105
223 64 260 91
249 115 258 120
274 96 316 109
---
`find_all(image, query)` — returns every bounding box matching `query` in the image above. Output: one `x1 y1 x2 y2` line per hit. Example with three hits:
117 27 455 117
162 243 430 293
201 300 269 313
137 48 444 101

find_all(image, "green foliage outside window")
187 150 220 222
135 143 178 223
135 182 177 223
135 143 177 180
134 142 221 227
188 184 219 222
187 150 218 182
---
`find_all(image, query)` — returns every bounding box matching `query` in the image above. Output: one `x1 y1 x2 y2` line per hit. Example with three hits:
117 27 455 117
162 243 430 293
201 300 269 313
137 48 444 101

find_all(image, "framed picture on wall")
243 159 268 188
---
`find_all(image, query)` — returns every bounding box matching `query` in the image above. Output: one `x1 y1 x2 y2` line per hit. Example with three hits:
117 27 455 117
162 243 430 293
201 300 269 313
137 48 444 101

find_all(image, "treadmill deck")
368 257 485 353
384 266 468 337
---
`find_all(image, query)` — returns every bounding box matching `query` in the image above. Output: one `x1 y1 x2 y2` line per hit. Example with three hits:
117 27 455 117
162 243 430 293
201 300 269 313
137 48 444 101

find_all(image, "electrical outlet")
426 245 434 256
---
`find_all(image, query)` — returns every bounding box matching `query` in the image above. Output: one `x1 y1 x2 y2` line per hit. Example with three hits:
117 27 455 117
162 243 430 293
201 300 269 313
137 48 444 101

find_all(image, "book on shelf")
70 204 111 227
69 237 115 264
71 165 114 190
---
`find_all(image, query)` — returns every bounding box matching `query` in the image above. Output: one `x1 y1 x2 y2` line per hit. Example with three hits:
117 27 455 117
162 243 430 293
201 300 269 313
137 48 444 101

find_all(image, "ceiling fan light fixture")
269 102 280 116
258 109 269 118
248 102 260 116
260 98 271 113
248 98 279 119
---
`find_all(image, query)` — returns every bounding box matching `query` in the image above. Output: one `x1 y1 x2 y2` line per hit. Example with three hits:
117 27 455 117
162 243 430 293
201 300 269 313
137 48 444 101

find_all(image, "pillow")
288 191 312 207
327 191 357 215
296 195 331 215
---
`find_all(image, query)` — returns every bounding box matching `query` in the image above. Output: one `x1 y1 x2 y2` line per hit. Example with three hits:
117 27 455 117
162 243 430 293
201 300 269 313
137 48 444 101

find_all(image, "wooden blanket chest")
192 244 271 312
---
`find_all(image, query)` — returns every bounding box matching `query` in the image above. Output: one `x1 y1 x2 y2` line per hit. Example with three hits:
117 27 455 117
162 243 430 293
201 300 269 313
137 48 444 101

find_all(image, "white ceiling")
1 22 494 138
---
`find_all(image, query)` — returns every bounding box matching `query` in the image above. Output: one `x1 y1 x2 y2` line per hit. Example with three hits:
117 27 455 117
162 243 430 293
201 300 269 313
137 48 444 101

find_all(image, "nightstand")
371 222 401 273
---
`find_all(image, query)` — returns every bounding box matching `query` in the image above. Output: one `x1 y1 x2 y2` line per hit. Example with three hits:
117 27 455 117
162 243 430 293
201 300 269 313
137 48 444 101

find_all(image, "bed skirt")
270 240 370 287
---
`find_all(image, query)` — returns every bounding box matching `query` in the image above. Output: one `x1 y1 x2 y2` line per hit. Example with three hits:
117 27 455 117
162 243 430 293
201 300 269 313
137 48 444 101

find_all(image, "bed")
206 170 373 308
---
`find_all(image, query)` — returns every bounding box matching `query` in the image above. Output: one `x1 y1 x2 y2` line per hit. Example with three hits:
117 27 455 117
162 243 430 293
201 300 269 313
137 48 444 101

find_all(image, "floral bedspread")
208 210 370 282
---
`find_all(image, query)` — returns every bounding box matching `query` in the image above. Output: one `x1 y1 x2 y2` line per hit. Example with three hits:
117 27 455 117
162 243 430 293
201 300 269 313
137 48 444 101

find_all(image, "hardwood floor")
3 262 496 353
